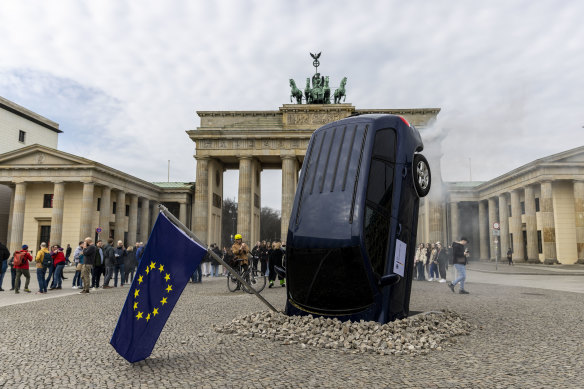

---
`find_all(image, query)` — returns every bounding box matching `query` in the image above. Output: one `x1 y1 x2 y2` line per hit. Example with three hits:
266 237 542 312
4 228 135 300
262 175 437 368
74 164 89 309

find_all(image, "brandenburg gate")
187 55 440 246
187 104 439 246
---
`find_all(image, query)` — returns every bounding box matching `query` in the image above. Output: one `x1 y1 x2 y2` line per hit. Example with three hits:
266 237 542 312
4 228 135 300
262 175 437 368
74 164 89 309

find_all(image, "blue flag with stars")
110 211 207 363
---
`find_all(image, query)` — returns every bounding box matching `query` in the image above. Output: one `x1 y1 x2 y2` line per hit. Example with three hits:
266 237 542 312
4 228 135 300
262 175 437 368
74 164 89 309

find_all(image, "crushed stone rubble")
214 309 474 356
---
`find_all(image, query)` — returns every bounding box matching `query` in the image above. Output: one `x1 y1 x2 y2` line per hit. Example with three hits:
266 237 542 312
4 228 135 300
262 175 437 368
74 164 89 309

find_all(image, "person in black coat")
0 241 10 291
268 241 285 288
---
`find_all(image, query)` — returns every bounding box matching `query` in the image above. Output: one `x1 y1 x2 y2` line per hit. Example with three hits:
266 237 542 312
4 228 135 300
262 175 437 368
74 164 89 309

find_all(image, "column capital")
280 155 297 161
237 155 252 161
195 155 210 162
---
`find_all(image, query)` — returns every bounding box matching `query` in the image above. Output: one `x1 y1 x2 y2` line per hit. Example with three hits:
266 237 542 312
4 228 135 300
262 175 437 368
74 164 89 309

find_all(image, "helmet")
234 234 242 240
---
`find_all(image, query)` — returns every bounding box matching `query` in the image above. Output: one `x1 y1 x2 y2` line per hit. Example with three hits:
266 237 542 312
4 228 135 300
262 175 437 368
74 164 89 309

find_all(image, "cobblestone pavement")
0 274 583 388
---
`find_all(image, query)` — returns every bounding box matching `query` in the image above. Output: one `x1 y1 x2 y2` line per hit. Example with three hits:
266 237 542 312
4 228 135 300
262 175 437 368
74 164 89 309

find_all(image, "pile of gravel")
214 310 473 356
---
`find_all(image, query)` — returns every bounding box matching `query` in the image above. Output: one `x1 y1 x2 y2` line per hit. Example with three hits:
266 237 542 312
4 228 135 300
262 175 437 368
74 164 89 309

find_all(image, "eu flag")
110 211 207 363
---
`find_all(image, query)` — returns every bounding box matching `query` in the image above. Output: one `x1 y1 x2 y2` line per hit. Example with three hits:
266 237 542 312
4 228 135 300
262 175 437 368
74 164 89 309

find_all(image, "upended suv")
283 114 431 324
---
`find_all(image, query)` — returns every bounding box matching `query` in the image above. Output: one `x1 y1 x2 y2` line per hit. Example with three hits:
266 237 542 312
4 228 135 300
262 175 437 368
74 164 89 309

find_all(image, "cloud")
0 0 583 207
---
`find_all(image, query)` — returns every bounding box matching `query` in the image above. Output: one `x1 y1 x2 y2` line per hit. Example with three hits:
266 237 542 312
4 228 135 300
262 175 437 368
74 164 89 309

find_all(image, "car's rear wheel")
413 154 431 197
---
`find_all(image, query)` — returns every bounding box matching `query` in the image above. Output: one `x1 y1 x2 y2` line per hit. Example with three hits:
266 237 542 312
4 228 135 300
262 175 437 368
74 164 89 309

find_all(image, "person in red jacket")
14 245 33 294
50 245 67 290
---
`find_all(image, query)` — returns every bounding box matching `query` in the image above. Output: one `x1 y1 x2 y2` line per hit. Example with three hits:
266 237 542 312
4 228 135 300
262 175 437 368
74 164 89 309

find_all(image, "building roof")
151 182 194 189
447 181 485 188
0 96 61 133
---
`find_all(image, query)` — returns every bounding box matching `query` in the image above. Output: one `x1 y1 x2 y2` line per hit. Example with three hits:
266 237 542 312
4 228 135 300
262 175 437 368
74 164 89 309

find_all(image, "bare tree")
260 206 281 241
221 197 237 248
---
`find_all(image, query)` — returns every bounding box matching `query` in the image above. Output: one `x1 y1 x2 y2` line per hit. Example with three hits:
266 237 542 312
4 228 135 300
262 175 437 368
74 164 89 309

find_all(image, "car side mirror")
274 265 286 279
378 273 401 288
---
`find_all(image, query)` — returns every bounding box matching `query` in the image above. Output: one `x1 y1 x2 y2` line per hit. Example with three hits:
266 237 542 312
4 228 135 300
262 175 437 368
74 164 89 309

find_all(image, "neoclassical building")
0 96 194 254
0 144 194 254
417 146 584 264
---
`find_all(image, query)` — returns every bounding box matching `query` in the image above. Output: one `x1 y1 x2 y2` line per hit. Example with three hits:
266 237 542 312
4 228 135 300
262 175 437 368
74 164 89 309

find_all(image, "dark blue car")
284 114 431 324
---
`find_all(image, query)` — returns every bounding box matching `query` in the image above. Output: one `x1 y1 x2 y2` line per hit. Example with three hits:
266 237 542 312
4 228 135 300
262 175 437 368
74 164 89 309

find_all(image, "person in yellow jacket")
231 234 249 267
35 242 50 294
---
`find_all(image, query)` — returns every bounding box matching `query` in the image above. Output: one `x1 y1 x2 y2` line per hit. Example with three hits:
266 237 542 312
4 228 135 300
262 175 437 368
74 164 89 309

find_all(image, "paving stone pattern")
0 277 582 388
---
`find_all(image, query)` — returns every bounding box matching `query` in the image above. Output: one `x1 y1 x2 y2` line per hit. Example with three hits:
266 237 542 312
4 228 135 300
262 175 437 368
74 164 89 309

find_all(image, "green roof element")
151 182 194 189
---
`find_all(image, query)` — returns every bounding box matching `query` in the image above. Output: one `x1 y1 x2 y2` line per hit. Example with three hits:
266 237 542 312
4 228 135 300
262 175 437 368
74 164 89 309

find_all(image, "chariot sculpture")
289 52 347 104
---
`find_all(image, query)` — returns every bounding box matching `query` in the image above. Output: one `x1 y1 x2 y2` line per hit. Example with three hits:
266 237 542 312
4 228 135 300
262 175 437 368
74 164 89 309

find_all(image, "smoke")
419 122 448 204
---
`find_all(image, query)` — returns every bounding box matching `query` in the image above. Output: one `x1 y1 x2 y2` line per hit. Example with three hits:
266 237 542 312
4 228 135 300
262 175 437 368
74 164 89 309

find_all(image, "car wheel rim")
417 161 429 190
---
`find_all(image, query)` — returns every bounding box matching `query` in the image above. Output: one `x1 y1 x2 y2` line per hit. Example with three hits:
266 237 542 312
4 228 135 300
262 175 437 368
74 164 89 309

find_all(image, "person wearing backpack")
49 245 66 290
0 241 10 291
13 245 33 294
35 242 50 294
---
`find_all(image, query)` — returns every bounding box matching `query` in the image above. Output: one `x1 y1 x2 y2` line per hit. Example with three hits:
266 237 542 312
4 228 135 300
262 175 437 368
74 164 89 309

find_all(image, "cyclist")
231 234 249 270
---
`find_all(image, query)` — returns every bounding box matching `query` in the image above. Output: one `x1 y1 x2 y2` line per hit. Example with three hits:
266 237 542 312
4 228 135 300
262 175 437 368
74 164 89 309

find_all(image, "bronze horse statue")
334 77 347 104
304 78 311 104
323 76 331 104
290 79 303 104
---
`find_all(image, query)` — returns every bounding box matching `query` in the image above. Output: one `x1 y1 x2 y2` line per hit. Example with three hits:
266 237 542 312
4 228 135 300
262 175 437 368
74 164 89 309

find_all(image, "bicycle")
227 259 267 294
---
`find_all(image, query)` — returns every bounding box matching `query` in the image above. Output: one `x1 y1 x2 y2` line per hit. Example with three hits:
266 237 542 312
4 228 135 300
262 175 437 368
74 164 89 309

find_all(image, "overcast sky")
1 1 582 210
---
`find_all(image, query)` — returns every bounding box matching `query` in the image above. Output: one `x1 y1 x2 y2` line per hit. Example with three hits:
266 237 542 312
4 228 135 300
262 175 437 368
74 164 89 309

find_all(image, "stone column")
79 182 95 241
99 186 112 239
450 201 460 242
478 200 488 260
140 198 150 242
540 181 557 264
49 181 66 245
127 194 138 245
193 157 209 244
573 180 584 263
151 202 159 232
8 182 26 253
488 197 498 260
524 185 539 263
179 201 187 226
510 189 524 261
498 193 510 254
428 200 444 244
114 190 126 244
237 157 252 242
281 156 298 240
6 187 15 248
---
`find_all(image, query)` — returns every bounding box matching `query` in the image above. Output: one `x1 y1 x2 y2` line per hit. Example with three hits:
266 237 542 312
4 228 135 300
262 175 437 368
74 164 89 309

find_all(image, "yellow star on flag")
152 308 159 317
136 311 143 320
165 284 173 293
146 313 151 322
158 264 164 272
160 297 168 306
134 289 140 298
133 302 138 311
150 261 156 270
145 266 150 275
138 275 143 284
164 273 171 282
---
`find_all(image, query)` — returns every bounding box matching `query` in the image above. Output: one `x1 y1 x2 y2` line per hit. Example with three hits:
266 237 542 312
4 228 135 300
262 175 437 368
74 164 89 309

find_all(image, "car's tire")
413 154 431 197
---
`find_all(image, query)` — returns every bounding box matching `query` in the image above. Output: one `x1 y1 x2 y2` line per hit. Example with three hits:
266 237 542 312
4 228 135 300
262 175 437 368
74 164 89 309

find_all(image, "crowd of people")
191 235 286 289
414 237 471 294
0 238 146 295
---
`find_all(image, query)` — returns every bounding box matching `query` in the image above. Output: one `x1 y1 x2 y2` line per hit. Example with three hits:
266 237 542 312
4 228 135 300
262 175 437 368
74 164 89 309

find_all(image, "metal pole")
167 160 170 182
495 238 499 271
157 204 279 313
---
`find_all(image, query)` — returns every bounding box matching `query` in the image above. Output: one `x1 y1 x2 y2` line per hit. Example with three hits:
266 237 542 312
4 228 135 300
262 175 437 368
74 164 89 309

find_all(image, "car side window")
364 129 397 277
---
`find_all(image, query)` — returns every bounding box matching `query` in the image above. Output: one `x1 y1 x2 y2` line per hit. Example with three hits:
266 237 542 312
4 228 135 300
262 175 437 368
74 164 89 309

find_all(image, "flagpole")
157 204 279 313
